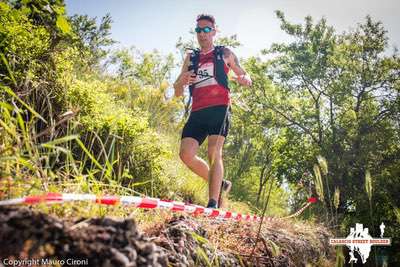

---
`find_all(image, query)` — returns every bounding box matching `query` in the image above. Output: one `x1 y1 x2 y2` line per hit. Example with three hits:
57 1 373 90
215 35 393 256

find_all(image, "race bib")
194 62 217 88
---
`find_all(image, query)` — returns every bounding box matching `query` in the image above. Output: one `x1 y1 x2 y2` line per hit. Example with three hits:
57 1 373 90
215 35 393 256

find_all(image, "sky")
65 0 399 59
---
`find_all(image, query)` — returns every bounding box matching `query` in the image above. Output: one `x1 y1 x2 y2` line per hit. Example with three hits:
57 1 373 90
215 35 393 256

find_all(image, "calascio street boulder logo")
329 223 391 264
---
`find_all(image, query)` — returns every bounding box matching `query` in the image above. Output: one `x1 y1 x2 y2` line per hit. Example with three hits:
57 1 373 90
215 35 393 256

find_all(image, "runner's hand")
180 71 197 86
233 74 252 87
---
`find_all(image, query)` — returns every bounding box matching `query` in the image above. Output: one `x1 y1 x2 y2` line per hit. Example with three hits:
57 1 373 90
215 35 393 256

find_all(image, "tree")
70 14 115 70
247 11 400 264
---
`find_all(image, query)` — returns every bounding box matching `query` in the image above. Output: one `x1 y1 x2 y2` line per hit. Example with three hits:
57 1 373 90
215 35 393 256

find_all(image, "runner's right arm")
173 54 196 97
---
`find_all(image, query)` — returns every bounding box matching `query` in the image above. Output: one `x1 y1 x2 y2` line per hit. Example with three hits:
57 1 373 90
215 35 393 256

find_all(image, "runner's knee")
179 150 195 165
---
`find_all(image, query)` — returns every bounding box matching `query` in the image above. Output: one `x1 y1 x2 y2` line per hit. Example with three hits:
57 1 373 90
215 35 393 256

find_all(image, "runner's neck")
200 46 214 55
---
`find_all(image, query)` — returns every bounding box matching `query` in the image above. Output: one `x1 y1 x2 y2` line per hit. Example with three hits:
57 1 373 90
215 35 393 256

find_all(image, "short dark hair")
196 14 215 26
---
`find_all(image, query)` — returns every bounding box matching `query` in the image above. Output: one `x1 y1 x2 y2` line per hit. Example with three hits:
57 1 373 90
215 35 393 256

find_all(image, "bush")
0 2 50 86
66 79 168 195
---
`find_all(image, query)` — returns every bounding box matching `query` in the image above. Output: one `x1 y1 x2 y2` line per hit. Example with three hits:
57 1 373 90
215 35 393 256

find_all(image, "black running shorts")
181 105 230 145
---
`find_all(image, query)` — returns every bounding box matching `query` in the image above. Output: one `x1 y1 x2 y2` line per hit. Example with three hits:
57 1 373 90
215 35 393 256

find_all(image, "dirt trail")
0 207 334 267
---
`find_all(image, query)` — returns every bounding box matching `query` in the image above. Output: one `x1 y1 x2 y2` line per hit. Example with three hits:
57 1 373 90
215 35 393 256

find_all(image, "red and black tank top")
191 49 230 111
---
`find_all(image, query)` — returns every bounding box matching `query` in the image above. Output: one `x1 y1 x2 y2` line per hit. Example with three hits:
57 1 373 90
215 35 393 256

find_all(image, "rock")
0 207 168 266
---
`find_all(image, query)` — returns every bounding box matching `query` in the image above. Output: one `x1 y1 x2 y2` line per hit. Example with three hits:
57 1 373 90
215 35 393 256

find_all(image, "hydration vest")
188 45 229 97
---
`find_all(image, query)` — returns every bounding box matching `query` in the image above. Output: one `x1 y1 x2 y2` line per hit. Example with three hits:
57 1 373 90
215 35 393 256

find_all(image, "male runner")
173 14 252 208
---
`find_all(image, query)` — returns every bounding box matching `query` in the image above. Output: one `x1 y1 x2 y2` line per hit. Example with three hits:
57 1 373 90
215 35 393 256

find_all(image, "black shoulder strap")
214 46 229 90
188 46 229 99
188 49 200 96
215 45 224 57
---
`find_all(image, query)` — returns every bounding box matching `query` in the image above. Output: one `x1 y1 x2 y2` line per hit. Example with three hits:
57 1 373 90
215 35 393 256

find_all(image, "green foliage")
0 0 80 147
0 0 194 204
66 79 168 194
195 247 212 267
0 2 50 86
11 0 72 37
108 47 174 86
0 85 78 198
267 239 281 257
1 3 399 261
67 80 145 131
106 48 183 132
70 13 115 69
190 231 209 245
365 170 372 202
251 11 399 261
313 164 324 202
333 187 340 210
335 247 345 267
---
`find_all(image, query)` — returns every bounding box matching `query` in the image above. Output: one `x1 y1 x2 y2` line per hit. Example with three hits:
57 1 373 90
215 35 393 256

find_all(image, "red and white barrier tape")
0 193 317 222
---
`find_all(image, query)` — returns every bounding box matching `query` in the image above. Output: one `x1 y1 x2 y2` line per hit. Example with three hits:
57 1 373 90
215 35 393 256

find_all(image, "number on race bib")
198 69 209 78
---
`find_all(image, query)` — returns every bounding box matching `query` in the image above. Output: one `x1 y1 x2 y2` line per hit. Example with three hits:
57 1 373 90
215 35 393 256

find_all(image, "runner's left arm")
223 48 252 87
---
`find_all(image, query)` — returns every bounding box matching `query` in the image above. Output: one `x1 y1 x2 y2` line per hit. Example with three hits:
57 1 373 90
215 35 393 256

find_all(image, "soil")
0 207 334 267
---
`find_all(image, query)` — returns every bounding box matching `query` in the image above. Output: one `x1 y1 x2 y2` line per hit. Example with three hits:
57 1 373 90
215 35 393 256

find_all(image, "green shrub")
66 79 168 196
0 2 50 86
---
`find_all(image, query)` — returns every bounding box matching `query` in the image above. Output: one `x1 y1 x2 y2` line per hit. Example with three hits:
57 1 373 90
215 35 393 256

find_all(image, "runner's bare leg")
207 135 225 202
179 137 209 181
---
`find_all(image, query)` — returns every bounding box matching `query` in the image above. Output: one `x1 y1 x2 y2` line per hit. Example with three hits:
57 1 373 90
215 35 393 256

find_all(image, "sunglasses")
195 26 213 33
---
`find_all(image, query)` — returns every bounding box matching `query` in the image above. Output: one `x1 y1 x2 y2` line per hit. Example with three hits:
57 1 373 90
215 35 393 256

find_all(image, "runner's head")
195 14 216 49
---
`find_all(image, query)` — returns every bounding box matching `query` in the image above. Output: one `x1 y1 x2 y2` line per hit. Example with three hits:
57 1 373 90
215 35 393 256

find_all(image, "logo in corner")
329 223 391 264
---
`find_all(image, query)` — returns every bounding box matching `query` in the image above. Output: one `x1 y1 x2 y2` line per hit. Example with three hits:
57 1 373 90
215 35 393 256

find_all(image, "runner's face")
196 20 215 48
